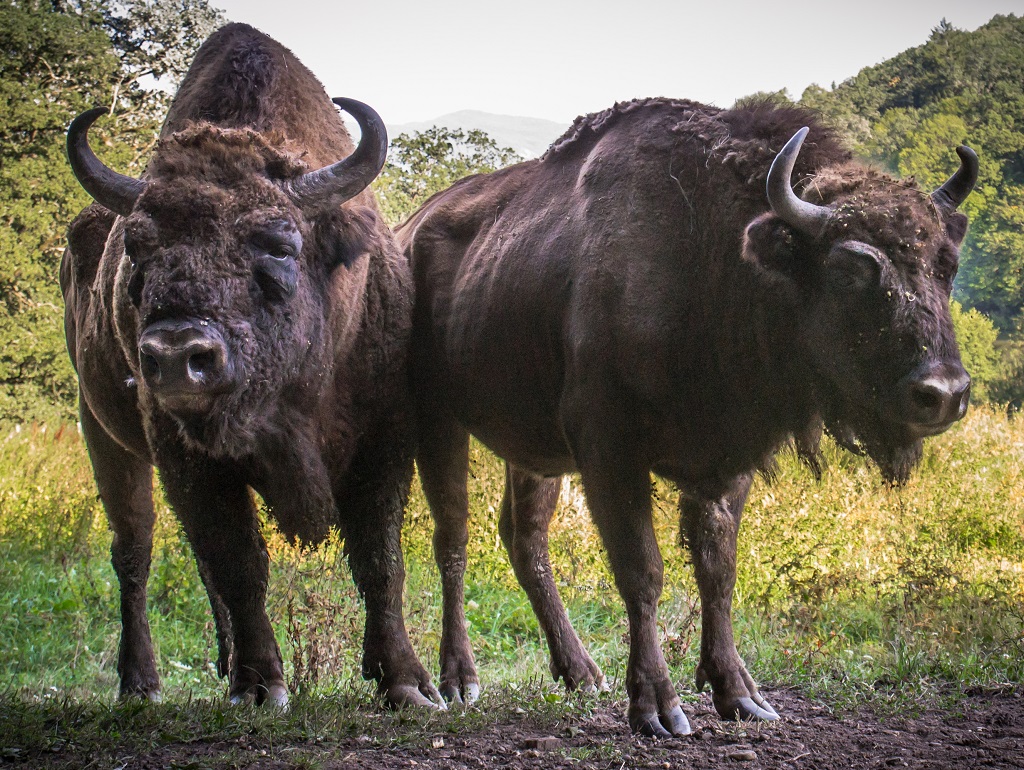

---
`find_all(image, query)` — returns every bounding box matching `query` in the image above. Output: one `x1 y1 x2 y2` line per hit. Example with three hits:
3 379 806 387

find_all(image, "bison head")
743 128 976 483
67 99 388 460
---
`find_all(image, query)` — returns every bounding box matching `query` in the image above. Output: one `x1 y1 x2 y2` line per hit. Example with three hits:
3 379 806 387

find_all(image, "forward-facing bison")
398 98 976 734
63 23 441 709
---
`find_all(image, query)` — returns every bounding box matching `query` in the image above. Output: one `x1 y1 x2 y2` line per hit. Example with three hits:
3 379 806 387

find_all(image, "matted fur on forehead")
148 123 310 185
801 163 949 262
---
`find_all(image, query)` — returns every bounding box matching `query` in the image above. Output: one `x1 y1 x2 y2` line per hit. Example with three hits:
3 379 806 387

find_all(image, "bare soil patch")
9 687 1022 769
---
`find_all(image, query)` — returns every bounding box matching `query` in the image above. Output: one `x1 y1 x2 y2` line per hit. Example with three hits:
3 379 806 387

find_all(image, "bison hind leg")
343 426 444 711
417 413 479 704
500 465 605 693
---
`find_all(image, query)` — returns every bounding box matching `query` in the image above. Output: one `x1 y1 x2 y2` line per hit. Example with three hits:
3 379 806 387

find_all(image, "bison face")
67 100 389 459
118 173 328 457
744 128 977 483
805 226 969 483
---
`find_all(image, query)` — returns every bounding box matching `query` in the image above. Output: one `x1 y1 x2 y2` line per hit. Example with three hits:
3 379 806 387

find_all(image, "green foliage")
97 0 223 104
0 1 119 422
949 300 1000 400
799 14 1024 330
374 127 521 226
987 339 1024 408
0 0 222 424
731 89 795 110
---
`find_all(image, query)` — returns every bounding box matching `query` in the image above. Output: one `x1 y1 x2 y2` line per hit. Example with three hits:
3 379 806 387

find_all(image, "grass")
0 407 1021 757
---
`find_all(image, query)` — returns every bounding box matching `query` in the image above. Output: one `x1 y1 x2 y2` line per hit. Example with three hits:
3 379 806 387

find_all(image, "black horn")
766 127 831 239
67 107 145 216
931 145 979 210
284 97 388 207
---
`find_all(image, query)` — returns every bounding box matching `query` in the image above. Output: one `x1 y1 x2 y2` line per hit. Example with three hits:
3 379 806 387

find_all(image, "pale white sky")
213 0 1024 125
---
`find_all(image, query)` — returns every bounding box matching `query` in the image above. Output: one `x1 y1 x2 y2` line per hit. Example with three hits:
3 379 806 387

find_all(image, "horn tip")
780 126 810 159
69 106 110 136
955 145 978 163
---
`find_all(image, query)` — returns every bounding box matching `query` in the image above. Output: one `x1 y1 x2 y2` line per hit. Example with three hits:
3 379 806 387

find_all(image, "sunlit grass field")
1 406 1021 716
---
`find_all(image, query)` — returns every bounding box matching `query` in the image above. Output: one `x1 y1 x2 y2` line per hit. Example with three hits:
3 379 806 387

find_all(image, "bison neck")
558 243 819 488
644 265 819 487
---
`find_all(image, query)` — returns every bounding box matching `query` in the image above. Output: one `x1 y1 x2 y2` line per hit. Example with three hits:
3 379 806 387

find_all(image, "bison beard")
820 403 924 486
63 23 440 709
399 97 975 735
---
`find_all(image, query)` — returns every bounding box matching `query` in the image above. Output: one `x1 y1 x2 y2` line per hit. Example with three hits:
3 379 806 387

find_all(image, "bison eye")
254 254 298 302
250 223 302 261
825 241 882 292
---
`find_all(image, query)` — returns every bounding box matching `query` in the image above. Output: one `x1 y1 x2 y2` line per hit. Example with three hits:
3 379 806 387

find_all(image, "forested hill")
800 14 1024 331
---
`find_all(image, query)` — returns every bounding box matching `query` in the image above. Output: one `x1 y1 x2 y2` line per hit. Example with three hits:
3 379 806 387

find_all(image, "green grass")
0 407 1021 737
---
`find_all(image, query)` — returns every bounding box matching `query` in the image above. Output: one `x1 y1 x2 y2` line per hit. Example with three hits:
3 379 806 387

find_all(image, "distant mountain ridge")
389 109 567 159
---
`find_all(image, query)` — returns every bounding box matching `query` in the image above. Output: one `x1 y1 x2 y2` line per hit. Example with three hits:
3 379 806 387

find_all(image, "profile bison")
397 98 976 735
63 23 441 709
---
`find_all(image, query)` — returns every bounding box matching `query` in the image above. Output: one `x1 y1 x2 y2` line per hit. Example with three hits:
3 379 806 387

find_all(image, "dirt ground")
19 686 1022 769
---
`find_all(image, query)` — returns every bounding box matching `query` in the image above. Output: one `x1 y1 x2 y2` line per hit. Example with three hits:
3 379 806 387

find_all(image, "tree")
0 0 223 423
950 300 1000 401
94 0 222 121
374 127 521 225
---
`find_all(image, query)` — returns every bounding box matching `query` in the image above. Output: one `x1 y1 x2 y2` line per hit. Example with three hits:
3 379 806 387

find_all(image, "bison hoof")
711 690 779 722
551 656 606 694
229 683 289 710
119 687 162 704
631 704 692 737
385 682 447 710
440 681 480 706
723 694 779 722
697 660 779 722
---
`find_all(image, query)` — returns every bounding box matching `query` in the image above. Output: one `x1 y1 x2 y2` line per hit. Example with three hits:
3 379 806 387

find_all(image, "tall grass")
0 408 1021 709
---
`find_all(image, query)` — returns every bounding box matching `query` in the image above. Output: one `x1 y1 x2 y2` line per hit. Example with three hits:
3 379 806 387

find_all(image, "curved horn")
67 107 145 216
766 127 831 239
284 97 388 207
931 145 978 210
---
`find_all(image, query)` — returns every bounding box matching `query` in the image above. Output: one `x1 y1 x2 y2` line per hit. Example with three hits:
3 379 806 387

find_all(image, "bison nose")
139 320 232 406
900 361 971 432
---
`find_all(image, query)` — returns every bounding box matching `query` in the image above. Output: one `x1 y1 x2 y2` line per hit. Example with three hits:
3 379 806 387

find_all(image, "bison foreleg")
573 450 691 737
680 474 779 722
195 558 233 679
156 445 287 708
501 465 604 692
343 437 444 710
81 403 160 701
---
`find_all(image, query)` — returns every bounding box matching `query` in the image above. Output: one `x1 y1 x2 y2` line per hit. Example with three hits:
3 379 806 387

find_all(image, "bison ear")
944 211 969 247
741 212 810 284
317 206 383 271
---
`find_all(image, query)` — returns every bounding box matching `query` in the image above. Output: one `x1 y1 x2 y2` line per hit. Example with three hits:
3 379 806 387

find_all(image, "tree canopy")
374 127 521 226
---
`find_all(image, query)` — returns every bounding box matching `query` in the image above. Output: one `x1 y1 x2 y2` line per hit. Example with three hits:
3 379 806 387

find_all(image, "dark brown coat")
63 23 440 708
397 98 974 734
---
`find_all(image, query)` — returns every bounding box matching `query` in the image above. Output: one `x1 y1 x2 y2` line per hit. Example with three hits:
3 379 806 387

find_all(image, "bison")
397 98 976 735
63 23 441 709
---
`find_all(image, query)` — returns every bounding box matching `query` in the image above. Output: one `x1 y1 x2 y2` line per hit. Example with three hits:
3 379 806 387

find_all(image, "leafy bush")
950 300 1000 401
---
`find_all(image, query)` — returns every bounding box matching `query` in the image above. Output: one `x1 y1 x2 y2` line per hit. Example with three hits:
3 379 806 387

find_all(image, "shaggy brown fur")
397 98 972 735
62 23 440 709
